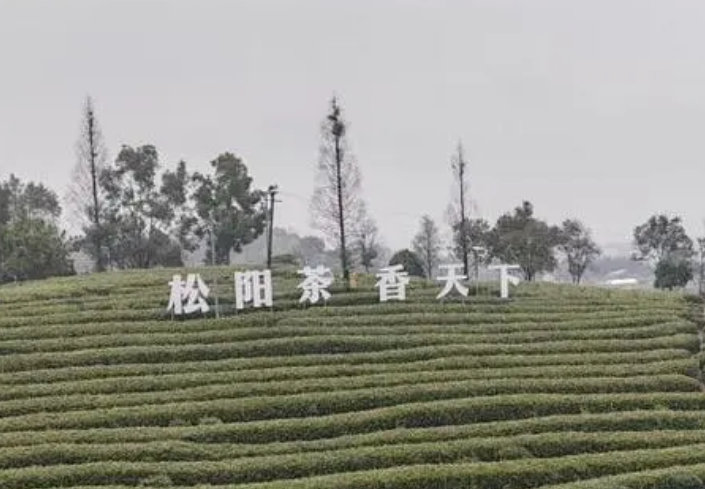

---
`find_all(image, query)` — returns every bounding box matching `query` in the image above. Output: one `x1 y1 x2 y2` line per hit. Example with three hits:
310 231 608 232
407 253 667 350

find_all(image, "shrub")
496 444 534 460
388 249 425 278
653 473 705 489
655 258 694 290
140 474 173 487
199 416 223 425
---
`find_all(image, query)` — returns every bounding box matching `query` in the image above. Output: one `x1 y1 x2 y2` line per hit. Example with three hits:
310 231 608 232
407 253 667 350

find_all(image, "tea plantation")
1 267 705 489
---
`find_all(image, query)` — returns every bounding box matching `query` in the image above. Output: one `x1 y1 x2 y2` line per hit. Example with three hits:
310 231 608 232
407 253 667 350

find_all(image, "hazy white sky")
2 0 705 252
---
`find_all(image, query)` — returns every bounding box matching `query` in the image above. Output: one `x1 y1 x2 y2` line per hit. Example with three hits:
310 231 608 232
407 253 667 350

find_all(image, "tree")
310 96 364 289
633 214 694 290
633 214 693 264
67 96 109 271
183 152 268 265
454 217 493 274
1 219 74 281
98 144 188 269
0 175 73 282
389 249 425 278
490 201 562 281
654 257 693 290
298 235 327 266
353 203 379 273
696 237 705 296
448 141 471 276
557 219 601 284
412 215 442 279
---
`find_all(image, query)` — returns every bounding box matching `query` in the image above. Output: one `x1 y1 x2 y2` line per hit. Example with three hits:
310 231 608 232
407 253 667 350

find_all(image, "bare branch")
309 96 367 288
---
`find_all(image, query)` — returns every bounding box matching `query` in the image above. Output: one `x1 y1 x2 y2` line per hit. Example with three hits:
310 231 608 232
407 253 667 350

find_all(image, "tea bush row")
282 310 681 328
0 358 694 401
3 391 705 436
5 407 705 451
0 431 705 482
3 443 705 489
0 313 678 345
0 321 691 357
538 464 705 489
0 333 696 374
0 374 696 419
0 346 688 382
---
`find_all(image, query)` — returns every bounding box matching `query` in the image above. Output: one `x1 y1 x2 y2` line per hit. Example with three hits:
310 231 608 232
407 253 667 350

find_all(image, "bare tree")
67 96 108 271
412 215 442 279
310 96 363 289
448 141 471 277
353 203 379 273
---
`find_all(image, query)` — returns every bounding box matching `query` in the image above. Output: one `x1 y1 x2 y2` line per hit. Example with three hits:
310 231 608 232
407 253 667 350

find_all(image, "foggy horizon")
3 0 705 254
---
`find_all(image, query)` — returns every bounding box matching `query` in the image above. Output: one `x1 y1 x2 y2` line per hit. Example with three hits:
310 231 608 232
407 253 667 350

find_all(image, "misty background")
2 0 704 282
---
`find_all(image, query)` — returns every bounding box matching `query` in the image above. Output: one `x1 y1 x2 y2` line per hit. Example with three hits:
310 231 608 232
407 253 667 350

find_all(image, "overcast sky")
2 0 705 253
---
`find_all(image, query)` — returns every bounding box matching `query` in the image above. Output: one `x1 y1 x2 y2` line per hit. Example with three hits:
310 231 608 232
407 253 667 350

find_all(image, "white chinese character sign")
375 264 410 302
163 259 527 320
298 265 334 305
166 273 210 316
489 264 521 299
234 270 273 310
436 264 469 300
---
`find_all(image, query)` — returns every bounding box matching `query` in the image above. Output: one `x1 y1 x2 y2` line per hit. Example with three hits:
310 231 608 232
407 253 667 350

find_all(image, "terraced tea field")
0 267 704 489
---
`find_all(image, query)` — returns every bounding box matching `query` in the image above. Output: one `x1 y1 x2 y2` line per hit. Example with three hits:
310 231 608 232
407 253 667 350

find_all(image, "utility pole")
208 225 220 319
266 185 279 269
472 246 487 296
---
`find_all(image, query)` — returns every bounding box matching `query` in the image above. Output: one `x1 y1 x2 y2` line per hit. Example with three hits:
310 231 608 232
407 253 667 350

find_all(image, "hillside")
0 268 704 488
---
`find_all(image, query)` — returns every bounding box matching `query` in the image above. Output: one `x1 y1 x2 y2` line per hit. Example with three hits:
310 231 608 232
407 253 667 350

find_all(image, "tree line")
0 95 699 291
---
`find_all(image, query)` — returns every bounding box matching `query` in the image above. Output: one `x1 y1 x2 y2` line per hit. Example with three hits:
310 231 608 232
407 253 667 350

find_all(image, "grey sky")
2 0 705 253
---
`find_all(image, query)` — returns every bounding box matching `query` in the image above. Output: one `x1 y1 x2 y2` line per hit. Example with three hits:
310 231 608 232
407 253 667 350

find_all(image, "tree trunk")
86 104 104 272
458 156 469 278
426 249 432 280
334 132 349 289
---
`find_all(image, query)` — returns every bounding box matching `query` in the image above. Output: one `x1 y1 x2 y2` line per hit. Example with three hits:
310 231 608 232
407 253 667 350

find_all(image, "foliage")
412 215 442 279
633 214 694 264
0 175 74 282
490 201 562 281
183 152 268 265
653 473 705 489
93 145 188 269
654 258 693 290
558 219 602 284
695 238 705 295
454 217 493 271
297 235 328 266
388 249 425 278
271 254 301 268
0 218 74 282
139 474 174 487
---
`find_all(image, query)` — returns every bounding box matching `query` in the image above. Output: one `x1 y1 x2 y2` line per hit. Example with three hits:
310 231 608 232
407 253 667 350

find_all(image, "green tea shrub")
653 473 705 489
